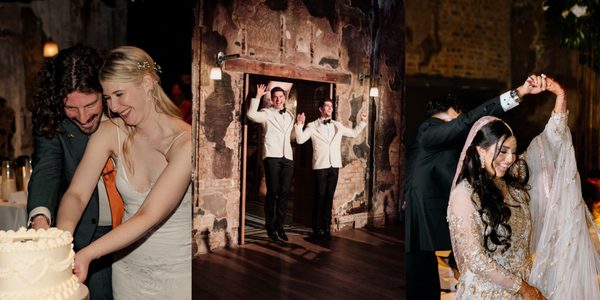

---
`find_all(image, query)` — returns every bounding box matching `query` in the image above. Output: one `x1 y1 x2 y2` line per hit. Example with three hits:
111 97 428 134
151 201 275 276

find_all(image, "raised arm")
71 131 192 282
527 75 569 155
546 75 566 114
57 121 114 234
339 112 367 137
246 84 269 123
420 75 546 150
27 134 65 228
294 112 313 144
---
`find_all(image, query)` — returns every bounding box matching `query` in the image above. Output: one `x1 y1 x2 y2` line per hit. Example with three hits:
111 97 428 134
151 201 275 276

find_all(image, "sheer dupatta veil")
526 112 600 299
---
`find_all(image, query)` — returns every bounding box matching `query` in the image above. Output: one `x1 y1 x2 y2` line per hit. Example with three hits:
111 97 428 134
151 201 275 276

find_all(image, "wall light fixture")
210 51 240 80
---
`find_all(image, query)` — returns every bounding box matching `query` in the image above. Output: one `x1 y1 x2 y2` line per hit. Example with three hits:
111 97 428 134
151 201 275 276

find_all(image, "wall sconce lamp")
43 38 59 58
358 73 380 97
42 0 58 58
369 86 379 97
210 51 240 80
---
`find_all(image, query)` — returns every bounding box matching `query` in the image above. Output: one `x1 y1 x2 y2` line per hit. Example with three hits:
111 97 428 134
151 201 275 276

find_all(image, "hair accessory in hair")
136 61 162 74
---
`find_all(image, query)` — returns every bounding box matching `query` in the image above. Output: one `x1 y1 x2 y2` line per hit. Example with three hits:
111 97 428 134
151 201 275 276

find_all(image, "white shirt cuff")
499 90 520 111
28 207 52 227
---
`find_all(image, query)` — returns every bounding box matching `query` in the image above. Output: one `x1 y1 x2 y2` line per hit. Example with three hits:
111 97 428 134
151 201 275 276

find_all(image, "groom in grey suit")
27 45 123 300
295 98 367 238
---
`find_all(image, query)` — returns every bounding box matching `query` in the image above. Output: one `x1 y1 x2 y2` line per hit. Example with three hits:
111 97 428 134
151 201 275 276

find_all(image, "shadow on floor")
193 224 404 300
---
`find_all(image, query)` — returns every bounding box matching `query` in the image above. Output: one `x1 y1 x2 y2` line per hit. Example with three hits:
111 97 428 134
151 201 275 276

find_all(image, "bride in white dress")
58 46 191 299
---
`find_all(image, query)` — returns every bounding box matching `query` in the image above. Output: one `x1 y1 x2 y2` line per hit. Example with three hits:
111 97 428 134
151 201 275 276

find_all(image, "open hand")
256 84 268 99
360 112 367 122
296 112 306 125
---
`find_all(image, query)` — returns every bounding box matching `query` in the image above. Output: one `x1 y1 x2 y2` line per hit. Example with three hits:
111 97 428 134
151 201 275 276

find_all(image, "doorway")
241 74 334 243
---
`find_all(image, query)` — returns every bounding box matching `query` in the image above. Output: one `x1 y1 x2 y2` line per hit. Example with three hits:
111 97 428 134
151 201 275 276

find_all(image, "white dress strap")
164 131 189 154
115 124 131 184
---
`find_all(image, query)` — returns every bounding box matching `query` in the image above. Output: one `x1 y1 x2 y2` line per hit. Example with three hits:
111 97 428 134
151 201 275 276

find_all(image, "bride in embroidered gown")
448 75 600 299
58 46 192 299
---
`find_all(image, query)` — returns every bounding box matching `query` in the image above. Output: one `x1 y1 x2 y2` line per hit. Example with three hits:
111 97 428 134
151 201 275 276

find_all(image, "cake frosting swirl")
0 227 80 300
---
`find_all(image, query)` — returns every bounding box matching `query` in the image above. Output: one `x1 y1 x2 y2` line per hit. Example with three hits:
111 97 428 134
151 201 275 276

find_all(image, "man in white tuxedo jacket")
295 98 367 238
247 84 295 241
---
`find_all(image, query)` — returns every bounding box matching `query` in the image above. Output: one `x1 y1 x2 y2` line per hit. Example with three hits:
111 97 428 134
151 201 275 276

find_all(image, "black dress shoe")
267 229 279 242
276 228 288 241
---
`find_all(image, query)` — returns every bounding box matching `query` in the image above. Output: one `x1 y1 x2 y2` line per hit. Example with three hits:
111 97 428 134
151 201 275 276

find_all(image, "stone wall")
193 0 404 254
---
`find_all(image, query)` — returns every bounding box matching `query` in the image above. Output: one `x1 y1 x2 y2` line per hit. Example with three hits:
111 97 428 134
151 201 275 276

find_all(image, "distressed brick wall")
405 0 511 81
193 0 404 254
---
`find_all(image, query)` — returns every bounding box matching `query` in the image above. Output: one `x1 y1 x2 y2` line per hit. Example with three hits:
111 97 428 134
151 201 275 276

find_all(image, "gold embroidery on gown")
448 112 600 299
448 181 531 299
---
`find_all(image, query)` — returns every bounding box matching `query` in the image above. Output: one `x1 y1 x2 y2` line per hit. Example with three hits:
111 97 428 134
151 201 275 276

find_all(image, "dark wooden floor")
193 225 404 300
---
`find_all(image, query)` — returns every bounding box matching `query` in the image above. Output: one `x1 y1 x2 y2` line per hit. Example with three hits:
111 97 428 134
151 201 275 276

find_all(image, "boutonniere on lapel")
67 133 75 140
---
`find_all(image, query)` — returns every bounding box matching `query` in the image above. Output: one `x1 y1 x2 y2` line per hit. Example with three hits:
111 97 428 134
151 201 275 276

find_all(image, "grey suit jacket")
27 118 100 251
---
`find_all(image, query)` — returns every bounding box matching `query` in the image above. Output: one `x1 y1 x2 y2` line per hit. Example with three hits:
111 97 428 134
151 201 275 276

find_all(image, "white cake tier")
0 275 80 300
0 228 80 300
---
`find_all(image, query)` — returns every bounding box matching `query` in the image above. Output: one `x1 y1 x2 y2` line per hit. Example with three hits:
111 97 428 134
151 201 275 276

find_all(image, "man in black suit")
27 45 123 300
404 77 544 300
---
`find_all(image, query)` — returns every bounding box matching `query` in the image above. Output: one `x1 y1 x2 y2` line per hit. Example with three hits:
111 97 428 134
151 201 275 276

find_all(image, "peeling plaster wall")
370 0 404 227
194 0 404 254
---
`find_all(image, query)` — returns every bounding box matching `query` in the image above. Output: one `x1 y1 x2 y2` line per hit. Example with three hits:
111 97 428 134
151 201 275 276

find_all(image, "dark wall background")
127 0 195 94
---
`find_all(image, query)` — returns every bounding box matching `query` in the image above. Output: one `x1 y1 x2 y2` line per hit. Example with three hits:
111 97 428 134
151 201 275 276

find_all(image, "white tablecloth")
0 201 27 231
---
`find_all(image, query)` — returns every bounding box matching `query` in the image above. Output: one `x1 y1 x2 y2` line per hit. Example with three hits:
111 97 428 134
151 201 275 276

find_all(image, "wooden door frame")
236 63 350 245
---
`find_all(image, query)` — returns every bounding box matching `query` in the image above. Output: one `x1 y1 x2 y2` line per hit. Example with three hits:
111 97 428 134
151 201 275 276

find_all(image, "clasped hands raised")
520 74 565 97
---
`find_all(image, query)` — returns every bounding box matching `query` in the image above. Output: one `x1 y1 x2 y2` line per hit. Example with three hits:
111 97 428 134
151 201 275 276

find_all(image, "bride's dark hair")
457 120 529 253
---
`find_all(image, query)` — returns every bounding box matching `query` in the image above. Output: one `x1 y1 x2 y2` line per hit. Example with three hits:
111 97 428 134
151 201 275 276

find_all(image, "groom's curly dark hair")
31 45 103 138
457 120 530 253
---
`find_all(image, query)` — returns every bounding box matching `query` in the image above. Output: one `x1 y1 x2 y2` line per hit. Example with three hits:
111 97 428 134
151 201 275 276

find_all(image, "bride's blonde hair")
100 46 182 174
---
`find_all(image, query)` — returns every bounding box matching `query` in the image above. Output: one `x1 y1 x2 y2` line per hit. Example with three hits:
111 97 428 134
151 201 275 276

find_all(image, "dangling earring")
480 155 486 169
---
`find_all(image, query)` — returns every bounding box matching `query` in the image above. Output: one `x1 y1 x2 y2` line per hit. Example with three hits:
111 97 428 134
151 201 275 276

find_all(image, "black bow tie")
279 108 286 114
322 119 331 125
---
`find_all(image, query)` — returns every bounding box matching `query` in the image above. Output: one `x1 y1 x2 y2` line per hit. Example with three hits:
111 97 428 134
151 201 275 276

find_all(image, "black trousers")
313 167 339 232
405 250 440 300
87 226 114 300
263 157 294 230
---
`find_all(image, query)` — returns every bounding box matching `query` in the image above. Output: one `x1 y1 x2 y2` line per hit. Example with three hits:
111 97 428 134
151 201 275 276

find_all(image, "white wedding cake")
0 227 80 300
